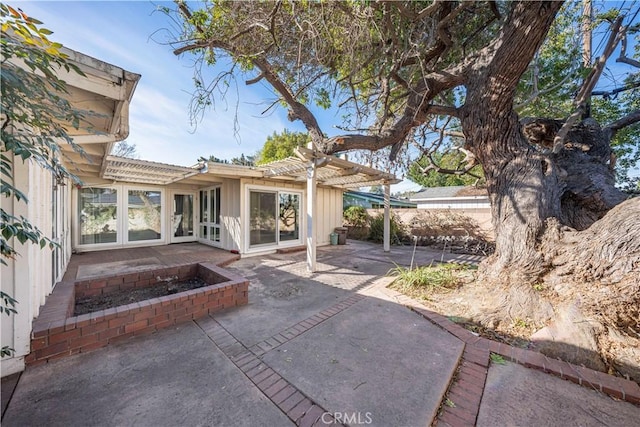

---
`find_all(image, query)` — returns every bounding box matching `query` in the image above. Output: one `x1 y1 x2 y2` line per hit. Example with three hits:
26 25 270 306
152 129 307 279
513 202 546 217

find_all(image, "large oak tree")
168 1 639 379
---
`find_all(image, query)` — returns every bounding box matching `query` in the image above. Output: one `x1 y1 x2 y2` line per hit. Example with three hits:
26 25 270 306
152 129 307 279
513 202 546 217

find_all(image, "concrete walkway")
3 241 639 426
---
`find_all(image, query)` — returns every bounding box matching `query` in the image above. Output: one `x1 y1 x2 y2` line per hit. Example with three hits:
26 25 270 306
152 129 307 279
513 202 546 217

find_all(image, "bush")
343 205 370 227
368 213 406 244
409 210 485 239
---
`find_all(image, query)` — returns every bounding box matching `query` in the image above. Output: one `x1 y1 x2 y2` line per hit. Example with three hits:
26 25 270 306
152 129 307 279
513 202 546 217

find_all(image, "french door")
198 187 221 247
170 192 196 243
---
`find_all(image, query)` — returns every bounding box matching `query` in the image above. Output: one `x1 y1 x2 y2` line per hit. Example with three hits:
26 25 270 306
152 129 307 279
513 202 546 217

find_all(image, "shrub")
368 213 406 244
343 205 370 227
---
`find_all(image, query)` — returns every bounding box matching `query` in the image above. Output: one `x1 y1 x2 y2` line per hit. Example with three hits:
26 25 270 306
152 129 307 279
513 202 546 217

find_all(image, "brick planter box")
27 263 248 366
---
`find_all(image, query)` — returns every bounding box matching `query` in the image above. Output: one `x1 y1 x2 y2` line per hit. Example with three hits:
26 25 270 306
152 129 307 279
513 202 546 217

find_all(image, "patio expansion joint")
195 313 353 426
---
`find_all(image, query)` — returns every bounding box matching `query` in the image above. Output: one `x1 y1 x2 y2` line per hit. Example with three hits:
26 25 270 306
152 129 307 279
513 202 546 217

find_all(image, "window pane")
209 189 215 225
78 188 117 244
128 190 161 241
279 193 300 242
200 190 208 223
249 191 276 246
215 188 221 225
173 194 193 237
209 226 220 242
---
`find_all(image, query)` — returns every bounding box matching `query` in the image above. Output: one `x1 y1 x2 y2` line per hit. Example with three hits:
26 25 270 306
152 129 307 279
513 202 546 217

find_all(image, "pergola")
87 148 400 272
261 147 400 272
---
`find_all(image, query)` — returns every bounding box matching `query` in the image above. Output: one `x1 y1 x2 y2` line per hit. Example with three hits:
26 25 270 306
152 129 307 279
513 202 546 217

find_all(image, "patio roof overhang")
101 156 205 185
47 46 140 181
258 147 401 188
86 147 399 189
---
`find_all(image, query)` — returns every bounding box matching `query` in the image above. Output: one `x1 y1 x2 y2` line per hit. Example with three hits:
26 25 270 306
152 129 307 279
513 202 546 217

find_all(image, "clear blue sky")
16 2 310 160
12 1 639 189
17 1 424 190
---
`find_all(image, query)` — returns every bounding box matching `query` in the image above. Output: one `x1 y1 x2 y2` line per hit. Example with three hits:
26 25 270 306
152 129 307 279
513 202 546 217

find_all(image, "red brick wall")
27 263 248 366
74 264 200 298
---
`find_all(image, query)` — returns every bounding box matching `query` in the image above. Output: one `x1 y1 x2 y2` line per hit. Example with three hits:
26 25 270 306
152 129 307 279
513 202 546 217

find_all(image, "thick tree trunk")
459 111 638 378
457 105 560 325
536 198 640 380
454 2 637 379
458 1 564 283
459 103 637 377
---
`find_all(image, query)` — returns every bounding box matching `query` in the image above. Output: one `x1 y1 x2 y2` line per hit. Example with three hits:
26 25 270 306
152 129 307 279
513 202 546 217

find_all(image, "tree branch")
605 109 640 138
245 73 265 85
592 80 640 98
252 58 325 145
616 28 640 68
552 16 624 153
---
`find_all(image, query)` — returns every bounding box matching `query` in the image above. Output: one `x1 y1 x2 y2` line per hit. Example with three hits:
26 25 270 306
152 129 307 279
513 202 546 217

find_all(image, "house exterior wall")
72 181 204 252
71 176 344 256
316 186 343 245
220 178 241 252
1 155 71 376
239 178 343 254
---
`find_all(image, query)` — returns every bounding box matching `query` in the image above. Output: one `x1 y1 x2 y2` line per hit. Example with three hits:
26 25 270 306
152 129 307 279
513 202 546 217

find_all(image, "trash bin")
330 233 339 245
334 227 347 245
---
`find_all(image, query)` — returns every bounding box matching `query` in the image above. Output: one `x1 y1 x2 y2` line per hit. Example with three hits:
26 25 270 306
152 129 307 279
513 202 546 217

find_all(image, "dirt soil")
390 269 535 348
75 278 209 315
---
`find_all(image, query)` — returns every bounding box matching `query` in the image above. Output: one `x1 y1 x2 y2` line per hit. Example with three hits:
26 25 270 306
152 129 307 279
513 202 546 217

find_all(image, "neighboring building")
409 186 490 210
2 48 398 377
343 190 416 209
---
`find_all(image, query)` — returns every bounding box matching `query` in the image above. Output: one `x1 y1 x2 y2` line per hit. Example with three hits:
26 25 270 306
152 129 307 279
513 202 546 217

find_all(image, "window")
249 189 301 248
78 188 118 244
77 186 164 247
173 194 194 238
128 190 161 241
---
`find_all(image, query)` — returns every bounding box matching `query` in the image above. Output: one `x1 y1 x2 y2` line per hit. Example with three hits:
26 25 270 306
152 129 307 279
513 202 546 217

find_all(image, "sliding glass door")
128 189 162 242
279 193 300 242
249 191 277 246
249 189 301 249
78 187 118 245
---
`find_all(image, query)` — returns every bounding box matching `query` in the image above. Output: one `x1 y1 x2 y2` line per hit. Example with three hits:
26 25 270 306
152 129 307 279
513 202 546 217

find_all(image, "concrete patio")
2 241 639 426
